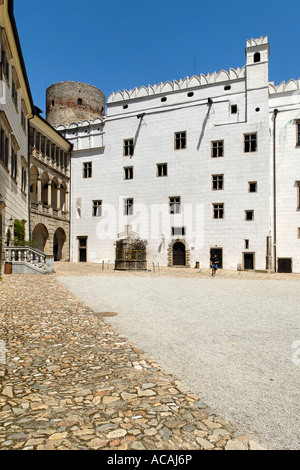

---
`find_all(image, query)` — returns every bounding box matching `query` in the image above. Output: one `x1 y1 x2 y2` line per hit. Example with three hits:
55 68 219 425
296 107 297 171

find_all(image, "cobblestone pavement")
0 267 267 451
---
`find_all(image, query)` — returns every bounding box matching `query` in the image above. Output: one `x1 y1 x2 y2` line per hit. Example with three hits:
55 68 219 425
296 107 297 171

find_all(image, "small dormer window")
254 52 261 63
77 98 83 106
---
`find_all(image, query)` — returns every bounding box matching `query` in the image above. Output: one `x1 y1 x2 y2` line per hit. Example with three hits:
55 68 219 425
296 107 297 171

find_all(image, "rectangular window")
123 139 134 156
244 133 257 153
1 49 10 83
124 198 134 216
171 227 185 236
157 163 168 177
0 126 9 168
92 200 102 217
245 210 254 221
297 122 300 146
124 166 133 180
169 196 181 214
83 162 92 178
245 239 249 249
231 105 238 114
174 131 186 150
21 165 27 193
212 174 224 190
211 140 224 158
248 181 257 193
11 148 17 180
297 185 300 210
213 203 224 219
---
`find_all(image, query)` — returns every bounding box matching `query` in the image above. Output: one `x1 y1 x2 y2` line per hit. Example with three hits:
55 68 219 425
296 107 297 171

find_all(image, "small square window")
245 210 254 221
169 197 181 214
123 139 134 156
83 162 92 178
171 227 185 236
211 140 224 158
244 133 257 153
157 163 167 177
213 203 224 219
92 200 102 217
248 182 257 193
124 166 133 180
124 198 134 216
174 131 186 150
212 174 224 190
231 105 237 114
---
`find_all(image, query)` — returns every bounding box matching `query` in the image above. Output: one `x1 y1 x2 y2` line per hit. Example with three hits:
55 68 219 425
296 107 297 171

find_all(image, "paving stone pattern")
0 271 265 450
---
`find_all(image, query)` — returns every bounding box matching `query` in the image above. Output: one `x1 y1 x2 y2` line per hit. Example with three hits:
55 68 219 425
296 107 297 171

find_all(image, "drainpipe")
273 109 278 272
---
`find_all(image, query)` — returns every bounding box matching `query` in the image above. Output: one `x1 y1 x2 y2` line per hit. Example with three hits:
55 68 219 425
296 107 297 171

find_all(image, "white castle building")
49 36 300 273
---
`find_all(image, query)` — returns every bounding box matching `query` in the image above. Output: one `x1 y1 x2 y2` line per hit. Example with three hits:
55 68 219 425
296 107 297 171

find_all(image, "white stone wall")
269 89 300 272
68 38 276 270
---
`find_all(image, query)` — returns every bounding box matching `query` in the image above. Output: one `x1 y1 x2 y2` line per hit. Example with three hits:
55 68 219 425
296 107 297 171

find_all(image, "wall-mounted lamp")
208 98 213 106
137 113 145 120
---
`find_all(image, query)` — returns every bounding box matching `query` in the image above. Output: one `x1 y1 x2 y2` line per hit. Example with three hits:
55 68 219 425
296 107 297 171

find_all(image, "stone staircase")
3 246 54 275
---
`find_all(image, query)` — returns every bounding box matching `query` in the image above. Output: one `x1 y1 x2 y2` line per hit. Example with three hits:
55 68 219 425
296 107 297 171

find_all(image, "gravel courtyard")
58 268 300 450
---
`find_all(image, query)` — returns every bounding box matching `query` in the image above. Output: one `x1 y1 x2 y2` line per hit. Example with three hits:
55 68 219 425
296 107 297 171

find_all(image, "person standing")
211 253 219 277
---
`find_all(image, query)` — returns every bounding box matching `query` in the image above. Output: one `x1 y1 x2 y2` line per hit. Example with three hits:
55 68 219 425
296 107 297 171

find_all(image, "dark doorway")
277 258 292 273
244 253 254 270
78 237 87 262
210 248 223 268
173 242 186 266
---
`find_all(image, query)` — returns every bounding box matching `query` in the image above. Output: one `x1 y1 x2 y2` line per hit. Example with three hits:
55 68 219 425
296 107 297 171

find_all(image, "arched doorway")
173 242 186 266
32 223 49 252
53 227 66 261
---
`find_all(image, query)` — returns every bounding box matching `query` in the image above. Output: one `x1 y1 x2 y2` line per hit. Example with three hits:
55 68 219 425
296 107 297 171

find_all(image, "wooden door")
173 242 185 266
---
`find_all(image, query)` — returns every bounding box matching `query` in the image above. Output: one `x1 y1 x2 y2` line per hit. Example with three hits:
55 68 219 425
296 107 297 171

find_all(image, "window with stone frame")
83 161 92 178
244 133 257 153
123 138 134 156
213 203 224 219
11 67 20 111
211 140 224 158
124 198 134 216
92 200 102 217
171 227 186 236
21 100 27 134
21 159 27 193
245 210 254 221
212 174 224 190
174 131 186 150
1 30 11 84
124 166 133 180
157 163 168 177
248 181 257 193
169 196 181 214
0 112 11 169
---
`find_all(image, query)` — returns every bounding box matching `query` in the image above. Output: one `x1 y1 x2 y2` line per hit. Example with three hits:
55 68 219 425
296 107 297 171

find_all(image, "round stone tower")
46 81 105 127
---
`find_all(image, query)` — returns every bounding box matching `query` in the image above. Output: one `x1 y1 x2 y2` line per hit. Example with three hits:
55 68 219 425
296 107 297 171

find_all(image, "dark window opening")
92 200 102 217
254 52 261 63
77 98 83 106
123 139 134 156
187 92 194 97
157 163 167 177
124 166 133 180
212 174 224 190
224 85 231 91
174 131 186 150
83 162 92 178
248 182 257 193
245 210 254 221
213 203 224 219
123 104 128 109
171 227 185 236
231 105 237 114
244 133 257 153
161 97 167 102
124 198 134 216
211 140 224 158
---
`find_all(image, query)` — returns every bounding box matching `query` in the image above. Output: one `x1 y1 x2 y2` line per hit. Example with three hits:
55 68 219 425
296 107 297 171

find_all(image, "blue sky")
14 0 300 116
